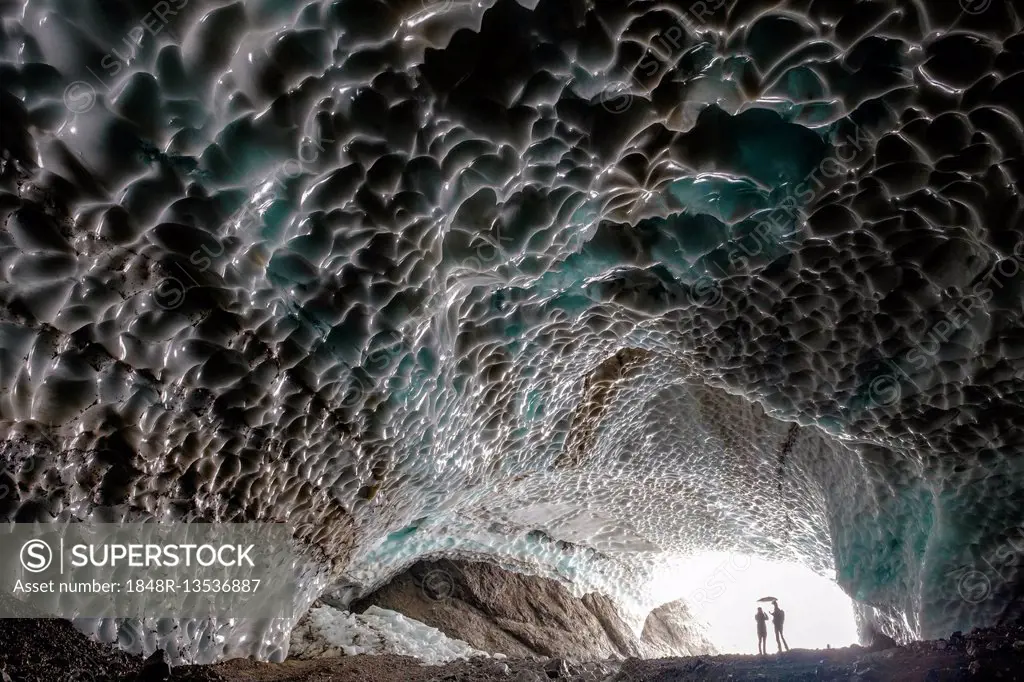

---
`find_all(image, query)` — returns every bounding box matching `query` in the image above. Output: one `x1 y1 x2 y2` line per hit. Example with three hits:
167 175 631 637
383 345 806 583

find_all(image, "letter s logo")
21 540 53 573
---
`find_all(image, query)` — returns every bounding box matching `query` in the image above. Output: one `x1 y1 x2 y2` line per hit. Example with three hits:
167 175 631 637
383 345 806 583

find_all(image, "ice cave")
0 0 1022 676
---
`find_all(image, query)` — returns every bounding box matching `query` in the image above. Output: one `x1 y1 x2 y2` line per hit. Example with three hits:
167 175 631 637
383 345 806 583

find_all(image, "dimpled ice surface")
0 0 1022 665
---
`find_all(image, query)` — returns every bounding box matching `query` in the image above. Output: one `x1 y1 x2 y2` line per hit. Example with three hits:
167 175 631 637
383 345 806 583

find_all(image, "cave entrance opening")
666 552 859 655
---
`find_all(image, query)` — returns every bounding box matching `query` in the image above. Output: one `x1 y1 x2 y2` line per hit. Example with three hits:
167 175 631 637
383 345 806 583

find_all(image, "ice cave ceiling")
0 0 1022 663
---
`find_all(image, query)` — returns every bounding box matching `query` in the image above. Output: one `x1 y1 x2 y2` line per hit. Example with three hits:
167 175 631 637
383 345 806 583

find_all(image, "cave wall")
348 557 717 659
0 0 1021 662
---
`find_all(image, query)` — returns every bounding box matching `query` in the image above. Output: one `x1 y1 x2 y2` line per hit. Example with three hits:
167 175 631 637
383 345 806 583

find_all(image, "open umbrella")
757 596 778 602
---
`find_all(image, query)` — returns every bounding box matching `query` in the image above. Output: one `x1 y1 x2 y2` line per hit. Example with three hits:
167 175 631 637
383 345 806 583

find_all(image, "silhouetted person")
755 607 768 654
771 601 789 652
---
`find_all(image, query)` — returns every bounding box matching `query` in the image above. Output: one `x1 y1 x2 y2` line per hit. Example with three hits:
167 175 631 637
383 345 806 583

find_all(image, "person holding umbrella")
771 600 789 652
756 596 786 654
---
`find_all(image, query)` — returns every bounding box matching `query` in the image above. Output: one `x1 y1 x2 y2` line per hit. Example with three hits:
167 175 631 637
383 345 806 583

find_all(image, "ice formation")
289 604 495 663
0 0 1022 665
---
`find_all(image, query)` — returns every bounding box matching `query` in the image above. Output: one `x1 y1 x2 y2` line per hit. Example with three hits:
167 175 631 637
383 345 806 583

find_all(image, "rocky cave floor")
2 616 1024 682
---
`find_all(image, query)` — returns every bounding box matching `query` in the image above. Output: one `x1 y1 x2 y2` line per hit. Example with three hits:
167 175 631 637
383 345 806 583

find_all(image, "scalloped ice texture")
0 0 1022 665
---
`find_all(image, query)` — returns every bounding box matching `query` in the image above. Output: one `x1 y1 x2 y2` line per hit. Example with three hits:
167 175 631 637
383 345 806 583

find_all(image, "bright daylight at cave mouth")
1 0 1023 680
672 553 860 655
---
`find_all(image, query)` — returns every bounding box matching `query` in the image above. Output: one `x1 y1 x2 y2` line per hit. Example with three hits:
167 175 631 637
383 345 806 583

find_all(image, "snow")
289 604 503 665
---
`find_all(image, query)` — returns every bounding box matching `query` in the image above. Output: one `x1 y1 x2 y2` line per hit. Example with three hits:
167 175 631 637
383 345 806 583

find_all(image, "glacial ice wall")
1 0 1023 663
